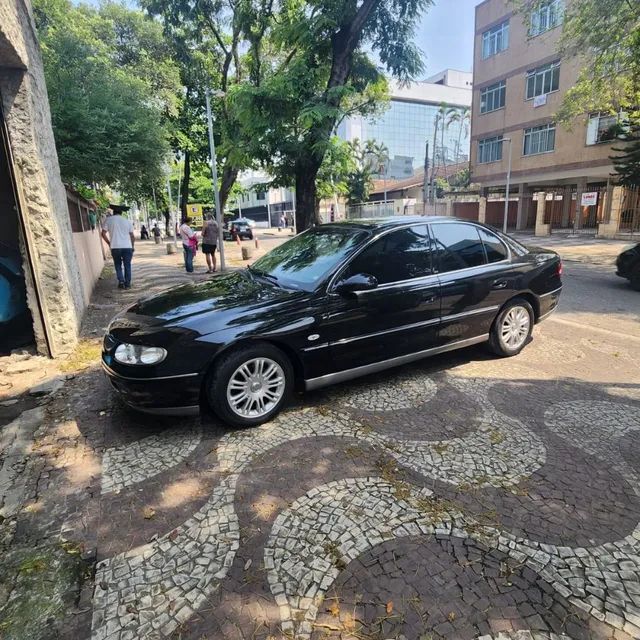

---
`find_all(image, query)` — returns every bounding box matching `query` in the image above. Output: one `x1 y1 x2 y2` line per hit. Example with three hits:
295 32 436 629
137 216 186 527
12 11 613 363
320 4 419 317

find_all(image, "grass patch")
59 339 102 373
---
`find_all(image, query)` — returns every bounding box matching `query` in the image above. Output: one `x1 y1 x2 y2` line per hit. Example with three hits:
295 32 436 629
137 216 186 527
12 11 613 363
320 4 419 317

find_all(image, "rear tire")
489 298 534 357
206 342 293 427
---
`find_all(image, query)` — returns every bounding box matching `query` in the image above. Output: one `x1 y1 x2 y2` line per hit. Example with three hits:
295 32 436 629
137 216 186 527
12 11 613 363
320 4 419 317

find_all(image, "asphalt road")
553 260 640 339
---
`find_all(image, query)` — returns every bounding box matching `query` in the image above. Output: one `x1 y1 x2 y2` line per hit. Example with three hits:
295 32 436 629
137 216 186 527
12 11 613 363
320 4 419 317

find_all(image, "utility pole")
423 141 429 214
205 88 226 271
503 137 513 234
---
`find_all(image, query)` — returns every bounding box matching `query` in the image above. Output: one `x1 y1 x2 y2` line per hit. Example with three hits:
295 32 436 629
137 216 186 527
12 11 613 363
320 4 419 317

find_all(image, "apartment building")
471 0 624 234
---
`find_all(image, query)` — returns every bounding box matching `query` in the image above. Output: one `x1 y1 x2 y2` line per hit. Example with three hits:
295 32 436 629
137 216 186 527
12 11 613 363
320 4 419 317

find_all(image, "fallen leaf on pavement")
386 601 394 614
142 507 156 519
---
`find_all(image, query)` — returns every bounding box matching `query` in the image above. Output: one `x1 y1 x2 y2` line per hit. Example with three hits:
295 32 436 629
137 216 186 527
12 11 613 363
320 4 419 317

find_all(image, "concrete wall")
72 230 104 305
471 0 615 187
0 0 85 356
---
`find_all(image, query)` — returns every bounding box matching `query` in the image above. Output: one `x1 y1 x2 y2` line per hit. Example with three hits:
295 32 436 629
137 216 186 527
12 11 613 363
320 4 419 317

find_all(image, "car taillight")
556 260 563 276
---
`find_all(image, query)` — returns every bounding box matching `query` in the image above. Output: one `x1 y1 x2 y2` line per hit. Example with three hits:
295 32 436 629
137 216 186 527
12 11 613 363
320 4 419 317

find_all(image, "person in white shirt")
101 205 135 289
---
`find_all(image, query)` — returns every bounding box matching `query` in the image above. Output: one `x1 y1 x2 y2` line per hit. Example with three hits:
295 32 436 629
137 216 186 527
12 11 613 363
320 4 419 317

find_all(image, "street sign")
581 192 598 207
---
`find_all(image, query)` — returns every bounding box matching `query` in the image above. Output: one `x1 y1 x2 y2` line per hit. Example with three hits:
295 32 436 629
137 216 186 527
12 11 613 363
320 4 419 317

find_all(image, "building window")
530 0 564 37
482 21 509 59
525 61 560 100
523 123 556 155
480 80 506 114
586 112 624 145
478 136 504 163
255 189 266 201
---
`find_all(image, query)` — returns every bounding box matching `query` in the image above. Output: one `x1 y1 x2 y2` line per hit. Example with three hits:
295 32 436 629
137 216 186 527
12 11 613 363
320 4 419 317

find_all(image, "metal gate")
619 186 640 236
545 187 609 234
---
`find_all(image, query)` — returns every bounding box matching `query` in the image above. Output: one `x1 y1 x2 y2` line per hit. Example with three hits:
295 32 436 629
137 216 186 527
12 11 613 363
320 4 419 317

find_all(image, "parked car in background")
102 217 563 427
223 218 255 241
616 243 640 290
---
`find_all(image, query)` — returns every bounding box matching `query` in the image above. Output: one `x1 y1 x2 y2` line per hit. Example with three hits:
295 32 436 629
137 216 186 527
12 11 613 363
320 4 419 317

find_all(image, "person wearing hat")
101 204 135 289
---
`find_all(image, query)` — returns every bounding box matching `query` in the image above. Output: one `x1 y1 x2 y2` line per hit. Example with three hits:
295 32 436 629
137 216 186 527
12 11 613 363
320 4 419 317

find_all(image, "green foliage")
316 137 357 200
232 0 433 228
33 0 178 200
343 138 389 204
612 120 640 186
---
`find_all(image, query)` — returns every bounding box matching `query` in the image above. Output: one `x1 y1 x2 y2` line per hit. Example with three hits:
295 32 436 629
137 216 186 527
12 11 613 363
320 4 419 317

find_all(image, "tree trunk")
219 164 239 214
180 150 190 222
295 162 320 231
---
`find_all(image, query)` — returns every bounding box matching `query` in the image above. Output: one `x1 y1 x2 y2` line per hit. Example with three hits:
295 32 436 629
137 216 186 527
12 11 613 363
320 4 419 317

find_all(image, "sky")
415 0 480 77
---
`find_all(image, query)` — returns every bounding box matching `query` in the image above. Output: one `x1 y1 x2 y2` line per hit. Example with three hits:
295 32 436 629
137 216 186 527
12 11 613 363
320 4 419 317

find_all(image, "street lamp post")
502 137 513 234
205 88 226 272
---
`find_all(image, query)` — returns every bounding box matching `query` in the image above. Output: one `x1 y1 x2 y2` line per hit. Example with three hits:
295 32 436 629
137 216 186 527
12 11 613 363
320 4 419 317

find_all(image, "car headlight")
114 343 167 365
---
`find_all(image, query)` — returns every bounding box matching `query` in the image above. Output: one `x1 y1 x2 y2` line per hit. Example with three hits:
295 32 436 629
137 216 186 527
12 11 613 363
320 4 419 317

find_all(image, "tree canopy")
33 0 180 200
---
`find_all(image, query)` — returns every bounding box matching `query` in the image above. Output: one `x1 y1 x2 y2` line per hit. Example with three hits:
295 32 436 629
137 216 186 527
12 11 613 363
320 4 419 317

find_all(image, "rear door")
324 224 441 372
429 222 515 345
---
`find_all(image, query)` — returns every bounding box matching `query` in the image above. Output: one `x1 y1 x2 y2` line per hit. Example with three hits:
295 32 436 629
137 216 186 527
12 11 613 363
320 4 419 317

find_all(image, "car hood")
124 270 307 327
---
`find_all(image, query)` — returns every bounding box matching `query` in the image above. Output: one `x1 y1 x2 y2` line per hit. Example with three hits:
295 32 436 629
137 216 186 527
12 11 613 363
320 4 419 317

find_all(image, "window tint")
478 228 509 263
343 225 432 285
430 223 486 272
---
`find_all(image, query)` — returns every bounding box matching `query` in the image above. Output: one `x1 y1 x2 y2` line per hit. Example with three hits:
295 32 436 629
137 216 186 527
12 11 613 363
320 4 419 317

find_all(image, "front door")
324 224 441 372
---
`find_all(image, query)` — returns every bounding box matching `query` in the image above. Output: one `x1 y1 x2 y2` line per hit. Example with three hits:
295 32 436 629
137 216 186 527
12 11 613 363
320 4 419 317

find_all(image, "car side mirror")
335 273 378 295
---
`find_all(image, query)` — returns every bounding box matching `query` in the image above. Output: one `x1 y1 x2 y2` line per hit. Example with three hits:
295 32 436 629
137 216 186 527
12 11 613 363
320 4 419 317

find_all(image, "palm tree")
455 107 471 163
438 102 450 178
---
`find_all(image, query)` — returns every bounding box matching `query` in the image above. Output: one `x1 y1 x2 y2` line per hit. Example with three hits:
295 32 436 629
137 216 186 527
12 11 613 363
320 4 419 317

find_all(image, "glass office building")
338 72 472 179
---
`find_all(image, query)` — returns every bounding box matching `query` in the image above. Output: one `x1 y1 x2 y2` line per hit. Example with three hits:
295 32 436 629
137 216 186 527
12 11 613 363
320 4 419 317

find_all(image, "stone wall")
0 0 85 356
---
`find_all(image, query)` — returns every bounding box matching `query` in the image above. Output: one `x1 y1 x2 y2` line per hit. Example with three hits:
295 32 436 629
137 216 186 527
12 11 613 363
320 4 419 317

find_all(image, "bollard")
235 234 241 246
254 238 259 250
241 245 254 260
166 243 176 255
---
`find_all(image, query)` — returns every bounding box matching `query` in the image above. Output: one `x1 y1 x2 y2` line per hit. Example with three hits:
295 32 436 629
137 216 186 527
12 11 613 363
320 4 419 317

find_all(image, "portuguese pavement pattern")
89 325 640 640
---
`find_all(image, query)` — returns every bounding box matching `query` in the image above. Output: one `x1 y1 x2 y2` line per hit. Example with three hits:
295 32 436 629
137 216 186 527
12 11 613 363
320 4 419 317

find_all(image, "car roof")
323 216 470 230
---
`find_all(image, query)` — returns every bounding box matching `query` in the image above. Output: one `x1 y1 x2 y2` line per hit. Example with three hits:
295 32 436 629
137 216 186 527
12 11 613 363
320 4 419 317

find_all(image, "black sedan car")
616 242 640 290
223 220 254 241
102 217 562 427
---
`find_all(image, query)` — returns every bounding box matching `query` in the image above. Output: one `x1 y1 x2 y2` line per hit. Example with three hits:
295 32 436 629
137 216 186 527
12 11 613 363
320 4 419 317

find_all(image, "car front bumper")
102 360 202 415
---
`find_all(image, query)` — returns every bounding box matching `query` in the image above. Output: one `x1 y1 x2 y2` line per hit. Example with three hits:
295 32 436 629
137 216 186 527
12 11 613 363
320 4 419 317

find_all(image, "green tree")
234 0 433 230
33 0 178 200
317 137 357 200
141 0 277 219
446 105 470 163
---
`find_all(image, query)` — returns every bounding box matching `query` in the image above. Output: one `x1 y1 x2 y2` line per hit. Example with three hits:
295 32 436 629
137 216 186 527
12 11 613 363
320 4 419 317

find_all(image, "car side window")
430 223 487 273
478 228 509 263
342 224 433 285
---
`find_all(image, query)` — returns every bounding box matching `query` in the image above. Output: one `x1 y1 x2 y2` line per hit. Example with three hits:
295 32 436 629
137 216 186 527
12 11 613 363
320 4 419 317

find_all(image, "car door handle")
423 293 439 304
492 280 508 289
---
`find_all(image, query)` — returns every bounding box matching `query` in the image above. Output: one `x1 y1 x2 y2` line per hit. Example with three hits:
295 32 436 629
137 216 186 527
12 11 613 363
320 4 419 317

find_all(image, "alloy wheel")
226 357 285 418
500 306 530 350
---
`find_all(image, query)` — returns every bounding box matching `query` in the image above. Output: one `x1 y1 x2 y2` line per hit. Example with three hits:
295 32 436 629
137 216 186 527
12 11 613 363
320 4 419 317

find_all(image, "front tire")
206 342 293 427
489 298 534 357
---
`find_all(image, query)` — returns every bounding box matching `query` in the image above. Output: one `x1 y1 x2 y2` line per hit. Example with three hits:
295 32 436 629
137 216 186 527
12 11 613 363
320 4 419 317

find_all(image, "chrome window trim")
328 221 514 294
305 334 489 391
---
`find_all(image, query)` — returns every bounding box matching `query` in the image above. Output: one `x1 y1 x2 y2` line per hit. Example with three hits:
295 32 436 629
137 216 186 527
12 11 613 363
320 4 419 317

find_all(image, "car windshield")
249 226 369 291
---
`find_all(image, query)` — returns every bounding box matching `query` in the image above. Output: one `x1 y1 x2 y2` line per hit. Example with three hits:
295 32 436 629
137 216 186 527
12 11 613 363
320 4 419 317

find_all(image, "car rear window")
430 223 486 272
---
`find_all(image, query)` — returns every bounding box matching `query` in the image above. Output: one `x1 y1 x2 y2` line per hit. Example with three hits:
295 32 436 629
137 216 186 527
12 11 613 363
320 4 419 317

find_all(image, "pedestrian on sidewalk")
101 204 135 289
180 217 197 273
201 214 219 273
